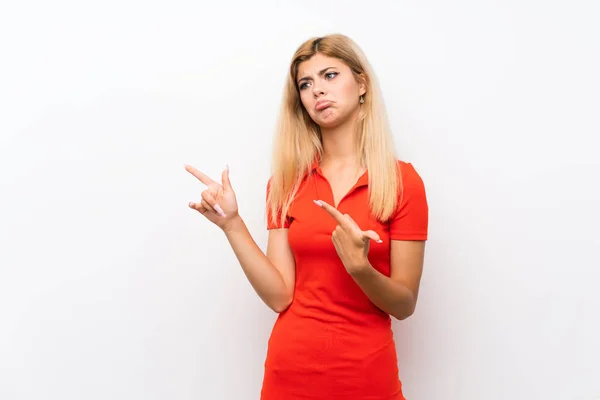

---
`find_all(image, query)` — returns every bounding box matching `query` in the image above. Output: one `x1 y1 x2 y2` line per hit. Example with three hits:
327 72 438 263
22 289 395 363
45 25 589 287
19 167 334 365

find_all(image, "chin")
315 110 344 129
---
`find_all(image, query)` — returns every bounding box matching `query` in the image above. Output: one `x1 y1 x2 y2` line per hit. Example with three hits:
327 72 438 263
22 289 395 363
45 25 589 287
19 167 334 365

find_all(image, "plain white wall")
1 1 599 399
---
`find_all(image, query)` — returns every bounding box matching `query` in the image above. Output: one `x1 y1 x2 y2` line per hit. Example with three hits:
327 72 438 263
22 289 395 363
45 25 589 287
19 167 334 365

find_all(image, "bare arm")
312 199 425 321
223 216 295 313
184 164 295 313
350 240 425 320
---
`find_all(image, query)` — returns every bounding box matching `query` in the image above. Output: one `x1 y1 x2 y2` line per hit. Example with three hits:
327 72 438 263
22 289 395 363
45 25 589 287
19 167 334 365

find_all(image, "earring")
359 95 364 104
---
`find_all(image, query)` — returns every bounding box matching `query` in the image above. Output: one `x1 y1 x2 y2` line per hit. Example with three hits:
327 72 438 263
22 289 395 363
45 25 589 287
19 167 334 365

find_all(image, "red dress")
261 160 429 400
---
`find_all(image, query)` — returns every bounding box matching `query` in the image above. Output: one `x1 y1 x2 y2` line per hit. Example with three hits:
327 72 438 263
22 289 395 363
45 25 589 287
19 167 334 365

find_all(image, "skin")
185 53 425 320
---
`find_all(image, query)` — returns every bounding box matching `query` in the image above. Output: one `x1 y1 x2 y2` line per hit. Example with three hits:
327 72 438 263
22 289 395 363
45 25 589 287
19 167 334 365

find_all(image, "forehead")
297 53 347 76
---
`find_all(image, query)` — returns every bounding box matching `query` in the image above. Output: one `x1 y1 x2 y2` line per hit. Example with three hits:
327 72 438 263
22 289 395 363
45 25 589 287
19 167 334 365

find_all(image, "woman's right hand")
185 164 239 231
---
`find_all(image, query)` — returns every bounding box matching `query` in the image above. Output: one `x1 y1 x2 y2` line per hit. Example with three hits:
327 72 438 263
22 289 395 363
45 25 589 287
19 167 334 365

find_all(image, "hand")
313 199 382 275
185 164 239 231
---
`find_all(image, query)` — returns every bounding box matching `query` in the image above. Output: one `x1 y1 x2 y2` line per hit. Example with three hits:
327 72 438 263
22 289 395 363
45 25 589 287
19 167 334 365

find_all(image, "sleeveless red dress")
261 161 429 400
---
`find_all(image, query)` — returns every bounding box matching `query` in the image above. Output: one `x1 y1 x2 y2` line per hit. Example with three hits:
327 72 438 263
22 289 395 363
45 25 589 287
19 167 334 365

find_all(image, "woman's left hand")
313 200 382 275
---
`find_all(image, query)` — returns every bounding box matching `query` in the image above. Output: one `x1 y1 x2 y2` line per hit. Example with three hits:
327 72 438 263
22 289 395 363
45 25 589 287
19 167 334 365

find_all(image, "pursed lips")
315 100 333 111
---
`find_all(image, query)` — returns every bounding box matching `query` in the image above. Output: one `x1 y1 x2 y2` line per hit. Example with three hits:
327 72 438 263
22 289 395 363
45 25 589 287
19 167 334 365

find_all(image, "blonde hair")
268 33 402 227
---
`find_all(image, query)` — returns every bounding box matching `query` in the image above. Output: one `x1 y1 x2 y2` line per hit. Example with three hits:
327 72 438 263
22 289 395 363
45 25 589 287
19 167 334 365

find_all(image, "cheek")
339 80 358 103
299 92 313 113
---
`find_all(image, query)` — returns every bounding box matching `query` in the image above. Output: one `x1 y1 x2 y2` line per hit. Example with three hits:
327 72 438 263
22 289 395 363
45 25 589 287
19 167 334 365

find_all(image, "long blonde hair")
268 33 401 227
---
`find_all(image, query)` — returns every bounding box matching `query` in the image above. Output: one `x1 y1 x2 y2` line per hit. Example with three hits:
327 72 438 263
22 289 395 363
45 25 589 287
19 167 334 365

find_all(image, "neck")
320 110 361 168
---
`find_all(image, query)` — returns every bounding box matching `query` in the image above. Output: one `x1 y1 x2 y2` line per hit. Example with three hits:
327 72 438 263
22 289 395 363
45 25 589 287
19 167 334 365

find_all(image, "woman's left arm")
350 162 428 320
349 240 425 320
313 199 426 320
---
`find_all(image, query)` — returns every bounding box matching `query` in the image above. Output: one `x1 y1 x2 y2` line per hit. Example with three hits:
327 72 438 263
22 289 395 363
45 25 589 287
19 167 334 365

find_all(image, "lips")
315 101 333 111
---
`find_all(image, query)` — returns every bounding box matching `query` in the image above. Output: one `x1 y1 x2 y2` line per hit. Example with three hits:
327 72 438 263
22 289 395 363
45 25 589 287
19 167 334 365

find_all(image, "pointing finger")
313 200 351 229
185 164 217 186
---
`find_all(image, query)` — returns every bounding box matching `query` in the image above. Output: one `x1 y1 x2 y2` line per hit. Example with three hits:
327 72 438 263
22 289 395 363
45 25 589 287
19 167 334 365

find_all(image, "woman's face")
296 53 366 129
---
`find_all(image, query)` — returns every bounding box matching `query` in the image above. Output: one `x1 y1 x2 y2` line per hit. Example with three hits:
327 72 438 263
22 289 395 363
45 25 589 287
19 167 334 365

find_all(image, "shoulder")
395 160 425 189
389 160 429 234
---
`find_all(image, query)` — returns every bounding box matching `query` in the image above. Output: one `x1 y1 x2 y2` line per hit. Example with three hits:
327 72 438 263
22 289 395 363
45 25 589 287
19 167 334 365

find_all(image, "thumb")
221 164 232 191
362 230 383 244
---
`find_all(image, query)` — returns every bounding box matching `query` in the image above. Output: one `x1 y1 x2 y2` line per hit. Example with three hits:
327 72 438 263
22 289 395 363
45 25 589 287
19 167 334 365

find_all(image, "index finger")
184 164 217 186
313 200 351 228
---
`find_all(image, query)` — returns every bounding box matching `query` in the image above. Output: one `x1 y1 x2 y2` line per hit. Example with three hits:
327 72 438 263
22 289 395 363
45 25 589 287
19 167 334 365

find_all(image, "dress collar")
310 157 369 188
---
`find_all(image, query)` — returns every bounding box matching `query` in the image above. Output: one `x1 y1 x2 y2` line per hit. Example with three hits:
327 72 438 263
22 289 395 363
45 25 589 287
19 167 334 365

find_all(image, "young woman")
185 34 428 400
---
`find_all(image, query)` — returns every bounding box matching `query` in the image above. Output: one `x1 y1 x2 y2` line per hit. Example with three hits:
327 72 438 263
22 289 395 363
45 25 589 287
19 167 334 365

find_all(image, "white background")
1 1 599 399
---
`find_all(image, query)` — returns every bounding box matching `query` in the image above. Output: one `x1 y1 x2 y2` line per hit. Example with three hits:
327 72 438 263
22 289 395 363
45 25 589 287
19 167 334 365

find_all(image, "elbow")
270 293 293 313
393 310 413 321
272 304 289 313
392 302 416 321
272 300 292 313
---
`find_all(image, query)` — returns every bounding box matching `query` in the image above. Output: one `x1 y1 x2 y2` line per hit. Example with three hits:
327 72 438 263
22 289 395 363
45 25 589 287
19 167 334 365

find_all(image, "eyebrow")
297 67 337 85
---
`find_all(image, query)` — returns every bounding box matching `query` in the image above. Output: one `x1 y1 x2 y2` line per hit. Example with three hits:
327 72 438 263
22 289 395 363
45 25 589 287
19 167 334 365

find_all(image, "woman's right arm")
184 163 295 313
223 216 295 313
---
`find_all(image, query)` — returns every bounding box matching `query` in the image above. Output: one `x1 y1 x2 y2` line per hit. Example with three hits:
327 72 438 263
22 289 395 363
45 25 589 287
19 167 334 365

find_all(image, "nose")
312 85 325 98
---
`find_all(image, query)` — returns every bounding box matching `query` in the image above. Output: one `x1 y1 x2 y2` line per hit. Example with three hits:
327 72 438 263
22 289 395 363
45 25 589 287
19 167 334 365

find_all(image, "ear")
358 73 367 96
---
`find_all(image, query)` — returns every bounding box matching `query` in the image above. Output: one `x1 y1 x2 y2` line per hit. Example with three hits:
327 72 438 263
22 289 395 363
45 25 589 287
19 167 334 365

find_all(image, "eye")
298 72 337 91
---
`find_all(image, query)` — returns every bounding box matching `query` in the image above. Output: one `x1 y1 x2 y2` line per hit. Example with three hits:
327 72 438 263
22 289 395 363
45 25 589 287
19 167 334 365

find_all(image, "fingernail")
377 240 383 243
225 164 229 171
214 204 226 217
313 200 322 207
189 202 195 208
